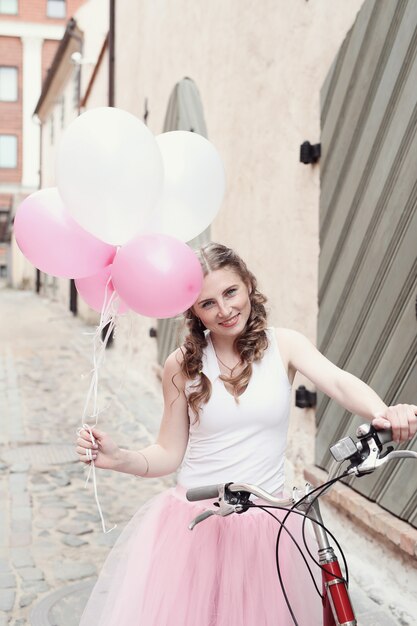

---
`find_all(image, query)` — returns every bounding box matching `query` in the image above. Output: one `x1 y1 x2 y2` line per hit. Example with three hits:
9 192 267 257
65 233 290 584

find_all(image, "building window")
0 135 17 168
0 0 18 14
0 67 18 102
47 0 66 18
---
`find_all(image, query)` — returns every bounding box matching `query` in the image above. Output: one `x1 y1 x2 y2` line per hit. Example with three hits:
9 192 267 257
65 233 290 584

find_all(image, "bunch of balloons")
14 107 226 318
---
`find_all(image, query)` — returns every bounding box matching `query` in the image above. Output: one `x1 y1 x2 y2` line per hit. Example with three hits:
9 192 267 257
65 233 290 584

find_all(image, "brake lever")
352 447 417 476
188 483 240 530
188 509 217 530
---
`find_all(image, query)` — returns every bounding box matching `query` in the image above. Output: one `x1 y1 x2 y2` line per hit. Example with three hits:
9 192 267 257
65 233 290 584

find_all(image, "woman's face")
192 267 251 339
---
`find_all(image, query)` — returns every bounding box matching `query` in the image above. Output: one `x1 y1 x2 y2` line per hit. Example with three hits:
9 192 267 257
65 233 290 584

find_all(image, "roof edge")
34 18 82 118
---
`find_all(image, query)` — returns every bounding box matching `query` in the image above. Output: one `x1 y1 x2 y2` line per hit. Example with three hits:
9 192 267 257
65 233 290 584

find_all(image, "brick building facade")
0 0 86 278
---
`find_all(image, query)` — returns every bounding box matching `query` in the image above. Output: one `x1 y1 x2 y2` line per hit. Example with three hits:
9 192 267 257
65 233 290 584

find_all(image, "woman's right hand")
76 427 122 471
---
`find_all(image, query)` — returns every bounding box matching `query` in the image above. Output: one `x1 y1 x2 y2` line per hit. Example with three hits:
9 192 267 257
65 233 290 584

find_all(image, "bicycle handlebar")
186 484 223 502
372 427 393 445
186 425 416 512
186 482 295 506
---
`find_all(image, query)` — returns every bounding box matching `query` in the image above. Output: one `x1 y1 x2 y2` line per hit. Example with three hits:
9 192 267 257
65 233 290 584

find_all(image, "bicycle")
185 424 417 626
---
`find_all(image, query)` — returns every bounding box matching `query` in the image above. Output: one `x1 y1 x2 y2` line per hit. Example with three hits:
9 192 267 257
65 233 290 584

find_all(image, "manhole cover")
30 579 95 626
0 444 77 466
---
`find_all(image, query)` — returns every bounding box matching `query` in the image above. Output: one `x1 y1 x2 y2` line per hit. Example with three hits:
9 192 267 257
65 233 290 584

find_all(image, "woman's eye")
201 301 214 308
226 288 237 297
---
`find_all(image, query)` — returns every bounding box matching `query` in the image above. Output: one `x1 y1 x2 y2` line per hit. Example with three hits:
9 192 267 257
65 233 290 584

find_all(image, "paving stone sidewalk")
0 287 172 625
0 287 416 625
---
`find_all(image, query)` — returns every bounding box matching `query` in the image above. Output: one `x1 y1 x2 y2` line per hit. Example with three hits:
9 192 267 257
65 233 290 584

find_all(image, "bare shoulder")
274 327 303 349
274 327 294 342
163 348 186 391
164 347 185 368
273 328 314 381
274 327 311 348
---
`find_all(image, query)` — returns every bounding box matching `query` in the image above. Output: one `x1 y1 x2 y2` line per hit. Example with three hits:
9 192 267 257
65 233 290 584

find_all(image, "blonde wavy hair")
180 242 269 421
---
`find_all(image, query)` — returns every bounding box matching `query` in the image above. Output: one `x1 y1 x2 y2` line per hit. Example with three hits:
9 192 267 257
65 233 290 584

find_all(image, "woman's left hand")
372 404 417 443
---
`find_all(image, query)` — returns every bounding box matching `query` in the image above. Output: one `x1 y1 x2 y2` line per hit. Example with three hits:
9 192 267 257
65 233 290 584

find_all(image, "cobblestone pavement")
0 287 416 625
0 287 172 625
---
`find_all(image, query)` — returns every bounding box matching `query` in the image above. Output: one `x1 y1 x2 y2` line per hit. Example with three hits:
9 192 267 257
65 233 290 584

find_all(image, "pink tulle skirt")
79 486 322 625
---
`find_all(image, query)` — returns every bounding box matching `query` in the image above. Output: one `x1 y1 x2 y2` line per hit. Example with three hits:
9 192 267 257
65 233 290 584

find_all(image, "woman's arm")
115 349 190 477
76 349 190 477
277 328 417 442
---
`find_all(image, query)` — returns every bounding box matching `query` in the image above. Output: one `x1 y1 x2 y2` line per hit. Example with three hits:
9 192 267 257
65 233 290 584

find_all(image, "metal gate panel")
320 0 385 217
316 125 417 438
319 146 417 377
374 363 417 520
320 1 407 233
156 77 210 366
319 1 417 317
316 241 417 469
317 0 417 527
316 177 417 449
317 271 417 488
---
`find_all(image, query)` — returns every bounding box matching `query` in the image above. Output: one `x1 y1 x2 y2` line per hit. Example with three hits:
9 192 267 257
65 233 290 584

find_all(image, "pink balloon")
111 234 203 318
75 265 128 314
13 187 115 278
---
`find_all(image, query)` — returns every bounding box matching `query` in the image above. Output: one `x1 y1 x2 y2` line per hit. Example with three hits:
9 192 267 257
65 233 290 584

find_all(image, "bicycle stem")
296 489 332 553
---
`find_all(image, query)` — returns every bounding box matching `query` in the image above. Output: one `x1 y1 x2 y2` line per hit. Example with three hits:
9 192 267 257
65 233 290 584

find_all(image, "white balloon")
153 131 225 242
56 107 164 245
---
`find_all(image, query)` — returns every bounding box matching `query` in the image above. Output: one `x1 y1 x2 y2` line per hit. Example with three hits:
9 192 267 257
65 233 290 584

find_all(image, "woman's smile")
219 313 240 327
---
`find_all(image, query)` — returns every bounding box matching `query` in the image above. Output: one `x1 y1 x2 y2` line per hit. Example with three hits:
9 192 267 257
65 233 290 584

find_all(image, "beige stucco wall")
115 0 363 338
114 0 364 478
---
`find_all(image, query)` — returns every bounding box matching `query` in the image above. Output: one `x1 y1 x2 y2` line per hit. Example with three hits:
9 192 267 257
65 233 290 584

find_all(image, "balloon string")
81 423 116 535
80 279 117 423
76 278 120 533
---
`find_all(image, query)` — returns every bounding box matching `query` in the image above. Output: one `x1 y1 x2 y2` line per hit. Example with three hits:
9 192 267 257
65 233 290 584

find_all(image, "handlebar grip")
186 484 221 502
374 428 393 445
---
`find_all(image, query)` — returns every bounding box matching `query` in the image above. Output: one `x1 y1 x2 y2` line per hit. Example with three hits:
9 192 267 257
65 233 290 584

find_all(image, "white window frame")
0 67 18 102
72 67 80 109
60 94 65 128
0 135 18 169
0 0 18 15
49 113 54 145
46 0 66 19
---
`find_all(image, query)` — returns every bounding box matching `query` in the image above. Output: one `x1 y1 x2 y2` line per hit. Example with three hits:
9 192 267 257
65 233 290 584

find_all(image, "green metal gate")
316 0 417 527
156 77 210 365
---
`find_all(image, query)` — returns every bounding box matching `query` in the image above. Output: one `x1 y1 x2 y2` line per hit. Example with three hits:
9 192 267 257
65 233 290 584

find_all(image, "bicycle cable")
245 472 350 626
277 473 350 578
300 479 350 587
251 504 322 596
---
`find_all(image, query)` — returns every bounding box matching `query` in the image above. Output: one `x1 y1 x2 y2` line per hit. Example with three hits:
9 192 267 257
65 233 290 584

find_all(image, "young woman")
76 242 416 626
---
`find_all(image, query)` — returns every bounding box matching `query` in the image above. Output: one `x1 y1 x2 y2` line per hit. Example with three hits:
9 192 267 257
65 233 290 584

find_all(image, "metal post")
109 0 115 107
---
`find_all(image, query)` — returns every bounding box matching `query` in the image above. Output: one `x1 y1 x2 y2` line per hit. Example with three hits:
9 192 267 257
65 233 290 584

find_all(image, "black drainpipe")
109 0 115 107
102 0 116 345
69 26 84 316
35 121 43 294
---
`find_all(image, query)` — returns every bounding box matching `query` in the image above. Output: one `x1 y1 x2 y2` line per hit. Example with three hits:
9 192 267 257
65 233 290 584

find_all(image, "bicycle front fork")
320 547 356 626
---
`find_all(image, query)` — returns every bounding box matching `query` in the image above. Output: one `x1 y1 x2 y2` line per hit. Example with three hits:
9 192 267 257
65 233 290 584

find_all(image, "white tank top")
177 328 292 494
